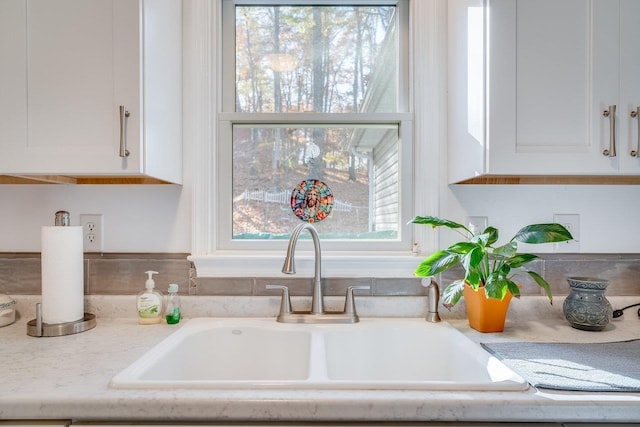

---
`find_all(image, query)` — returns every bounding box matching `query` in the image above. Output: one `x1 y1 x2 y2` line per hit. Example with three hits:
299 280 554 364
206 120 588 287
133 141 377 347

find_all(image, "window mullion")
234 1 399 6
219 112 412 124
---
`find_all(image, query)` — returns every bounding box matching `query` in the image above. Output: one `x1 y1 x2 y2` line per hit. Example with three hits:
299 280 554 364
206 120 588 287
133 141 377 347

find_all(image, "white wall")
2 177 639 254
440 184 640 253
0 183 191 252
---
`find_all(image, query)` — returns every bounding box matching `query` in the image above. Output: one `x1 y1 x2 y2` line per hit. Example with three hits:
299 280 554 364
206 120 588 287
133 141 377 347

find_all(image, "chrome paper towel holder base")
27 303 96 337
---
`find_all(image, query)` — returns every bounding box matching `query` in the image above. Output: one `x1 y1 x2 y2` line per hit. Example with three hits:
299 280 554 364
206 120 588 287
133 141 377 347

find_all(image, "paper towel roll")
41 226 84 324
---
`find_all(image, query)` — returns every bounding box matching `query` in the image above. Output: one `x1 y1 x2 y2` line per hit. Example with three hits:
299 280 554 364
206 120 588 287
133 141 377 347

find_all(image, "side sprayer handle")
265 284 292 314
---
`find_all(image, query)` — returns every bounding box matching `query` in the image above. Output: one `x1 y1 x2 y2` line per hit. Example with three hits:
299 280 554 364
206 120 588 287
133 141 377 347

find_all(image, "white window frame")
187 0 445 278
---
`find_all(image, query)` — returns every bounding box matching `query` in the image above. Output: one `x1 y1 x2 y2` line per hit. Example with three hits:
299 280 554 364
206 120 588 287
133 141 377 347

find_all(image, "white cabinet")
619 0 640 174
0 0 182 184
0 0 27 158
448 0 640 183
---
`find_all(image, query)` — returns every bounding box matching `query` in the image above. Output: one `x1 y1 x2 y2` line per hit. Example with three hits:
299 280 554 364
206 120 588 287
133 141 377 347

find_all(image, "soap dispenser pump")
136 270 163 325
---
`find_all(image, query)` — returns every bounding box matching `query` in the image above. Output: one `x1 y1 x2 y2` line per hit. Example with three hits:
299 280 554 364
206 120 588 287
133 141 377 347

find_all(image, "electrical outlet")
553 214 580 252
467 216 488 235
80 214 103 252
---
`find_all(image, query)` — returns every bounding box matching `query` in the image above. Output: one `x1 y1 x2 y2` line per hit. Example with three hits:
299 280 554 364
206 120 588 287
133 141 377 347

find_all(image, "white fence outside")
237 189 353 212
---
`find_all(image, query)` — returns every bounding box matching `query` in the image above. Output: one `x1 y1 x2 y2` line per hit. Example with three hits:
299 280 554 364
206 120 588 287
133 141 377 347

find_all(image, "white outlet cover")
80 214 103 252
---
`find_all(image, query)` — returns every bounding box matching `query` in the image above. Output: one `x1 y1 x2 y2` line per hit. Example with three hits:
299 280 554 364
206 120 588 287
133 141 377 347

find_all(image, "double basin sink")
110 317 528 391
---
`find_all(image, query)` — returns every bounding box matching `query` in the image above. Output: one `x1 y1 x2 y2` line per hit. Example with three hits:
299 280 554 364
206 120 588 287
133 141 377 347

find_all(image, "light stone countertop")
1 295 640 424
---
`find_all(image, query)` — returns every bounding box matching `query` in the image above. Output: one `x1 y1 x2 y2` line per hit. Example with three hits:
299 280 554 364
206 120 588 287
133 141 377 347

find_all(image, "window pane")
232 123 400 240
235 4 398 113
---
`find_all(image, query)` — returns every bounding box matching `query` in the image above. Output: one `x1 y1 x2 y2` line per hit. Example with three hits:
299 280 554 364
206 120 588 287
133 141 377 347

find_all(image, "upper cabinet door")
1 0 138 174
448 0 640 182
619 0 640 173
0 0 182 184
490 0 617 175
0 0 27 162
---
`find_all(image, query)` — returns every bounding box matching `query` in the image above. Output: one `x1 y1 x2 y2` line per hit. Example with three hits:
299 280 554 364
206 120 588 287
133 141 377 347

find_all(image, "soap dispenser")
136 271 163 325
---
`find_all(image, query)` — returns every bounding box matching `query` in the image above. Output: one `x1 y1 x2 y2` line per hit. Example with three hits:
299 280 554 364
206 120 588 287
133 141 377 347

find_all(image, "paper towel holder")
54 210 71 226
27 303 96 337
29 211 96 337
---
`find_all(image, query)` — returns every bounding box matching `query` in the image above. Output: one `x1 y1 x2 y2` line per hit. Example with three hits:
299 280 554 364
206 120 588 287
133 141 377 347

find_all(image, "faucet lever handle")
266 285 293 315
343 286 370 319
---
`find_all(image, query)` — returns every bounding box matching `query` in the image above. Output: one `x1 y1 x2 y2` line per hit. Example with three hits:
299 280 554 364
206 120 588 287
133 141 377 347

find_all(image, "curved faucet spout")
282 223 323 314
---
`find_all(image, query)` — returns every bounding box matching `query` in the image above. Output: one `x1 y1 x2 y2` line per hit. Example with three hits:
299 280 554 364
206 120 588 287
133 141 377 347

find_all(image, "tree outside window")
227 2 406 244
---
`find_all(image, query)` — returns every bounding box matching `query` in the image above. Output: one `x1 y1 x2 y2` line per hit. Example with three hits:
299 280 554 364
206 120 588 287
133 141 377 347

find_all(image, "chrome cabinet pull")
631 107 640 157
602 105 616 157
119 105 130 158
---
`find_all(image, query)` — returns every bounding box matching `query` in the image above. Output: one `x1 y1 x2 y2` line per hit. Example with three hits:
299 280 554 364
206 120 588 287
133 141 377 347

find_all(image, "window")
218 0 413 252
187 0 443 277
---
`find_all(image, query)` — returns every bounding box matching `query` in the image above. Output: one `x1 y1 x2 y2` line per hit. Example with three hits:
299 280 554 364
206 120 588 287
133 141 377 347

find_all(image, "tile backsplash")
1 252 639 297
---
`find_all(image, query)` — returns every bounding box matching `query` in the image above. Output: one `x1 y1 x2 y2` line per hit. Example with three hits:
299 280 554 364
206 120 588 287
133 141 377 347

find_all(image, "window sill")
188 251 423 278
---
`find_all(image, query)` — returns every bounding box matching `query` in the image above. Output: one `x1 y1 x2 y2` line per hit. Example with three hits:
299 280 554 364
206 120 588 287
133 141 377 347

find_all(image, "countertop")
1 295 640 424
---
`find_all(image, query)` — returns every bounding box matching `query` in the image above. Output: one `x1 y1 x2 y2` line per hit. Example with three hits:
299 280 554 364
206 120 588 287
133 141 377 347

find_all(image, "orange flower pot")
463 284 513 332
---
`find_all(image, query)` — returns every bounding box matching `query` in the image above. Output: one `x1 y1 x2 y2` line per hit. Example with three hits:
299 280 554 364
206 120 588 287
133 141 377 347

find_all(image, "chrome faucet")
266 223 369 324
282 222 324 314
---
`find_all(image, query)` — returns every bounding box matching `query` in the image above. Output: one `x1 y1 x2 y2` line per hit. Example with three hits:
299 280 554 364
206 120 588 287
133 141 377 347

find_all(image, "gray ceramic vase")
562 277 612 331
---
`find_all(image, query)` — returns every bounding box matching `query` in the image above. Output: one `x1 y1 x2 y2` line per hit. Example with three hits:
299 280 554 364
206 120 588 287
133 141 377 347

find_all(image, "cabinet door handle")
119 105 130 158
602 105 616 157
631 107 640 157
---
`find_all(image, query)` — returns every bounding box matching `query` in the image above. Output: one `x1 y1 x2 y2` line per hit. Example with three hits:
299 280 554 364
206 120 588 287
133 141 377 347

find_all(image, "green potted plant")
410 216 574 332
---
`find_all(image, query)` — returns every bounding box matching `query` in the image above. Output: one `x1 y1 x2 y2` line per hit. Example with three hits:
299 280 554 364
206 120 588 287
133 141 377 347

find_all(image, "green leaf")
513 223 573 244
414 250 460 277
506 253 539 268
470 232 489 245
409 216 472 234
500 263 511 276
464 269 482 288
470 227 498 247
506 279 521 298
526 270 553 304
462 245 485 268
442 279 466 307
493 241 517 258
446 241 478 255
484 271 508 300
458 245 485 286
485 226 499 246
